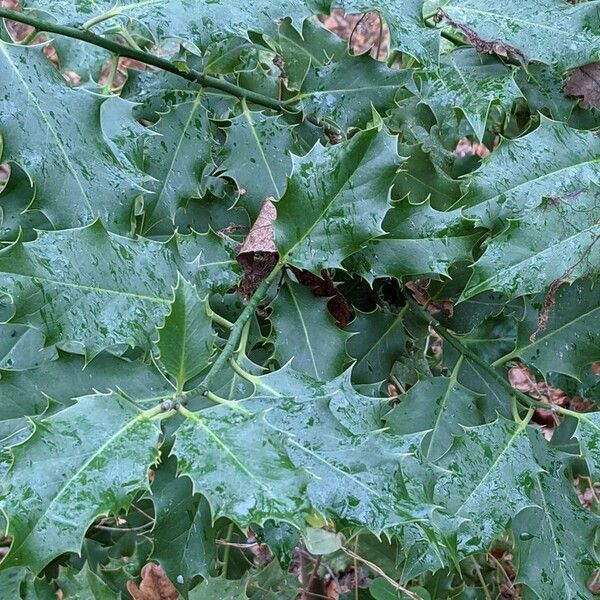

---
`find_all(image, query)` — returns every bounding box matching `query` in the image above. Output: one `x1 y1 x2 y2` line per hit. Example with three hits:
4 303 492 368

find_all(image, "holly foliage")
0 1 598 598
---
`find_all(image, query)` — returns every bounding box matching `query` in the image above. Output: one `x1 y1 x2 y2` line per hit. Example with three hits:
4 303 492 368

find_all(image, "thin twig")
305 555 322 599
470 557 493 600
341 547 422 600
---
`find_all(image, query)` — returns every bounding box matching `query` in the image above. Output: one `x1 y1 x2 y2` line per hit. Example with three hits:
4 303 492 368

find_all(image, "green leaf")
270 278 351 380
0 222 237 356
303 527 343 555
513 439 600 599
456 118 600 229
156 276 216 391
0 324 56 371
0 352 171 451
189 576 246 599
274 122 398 272
55 563 115 600
463 192 600 299
414 49 522 141
504 280 600 380
434 417 540 556
150 456 215 592
442 0 600 70
141 95 212 235
347 307 408 385
0 43 145 234
0 392 161 573
385 371 484 461
575 413 600 481
215 108 295 218
333 0 440 66
348 199 480 281
296 50 409 130
275 18 347 91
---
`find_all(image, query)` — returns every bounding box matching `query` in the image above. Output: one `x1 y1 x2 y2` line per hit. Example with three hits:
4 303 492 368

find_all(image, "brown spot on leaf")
405 280 454 318
565 63 600 109
126 563 178 600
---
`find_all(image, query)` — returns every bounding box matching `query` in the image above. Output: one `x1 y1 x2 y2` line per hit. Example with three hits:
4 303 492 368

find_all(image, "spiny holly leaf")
574 413 600 481
441 0 600 70
150 456 215 594
141 95 212 235
22 0 317 46
270 278 351 380
274 122 398 272
347 200 480 281
0 167 50 243
413 49 522 141
296 49 410 130
0 567 34 598
385 371 484 461
0 43 145 234
56 563 115 600
512 438 600 599
189 576 247 599
0 352 171 451
0 324 56 371
332 0 440 66
0 392 161 573
456 118 600 229
434 417 540 557
215 108 295 218
347 307 407 385
156 276 216 391
394 143 461 210
173 378 431 534
275 18 347 91
462 191 600 299
0 222 237 356
504 280 599 381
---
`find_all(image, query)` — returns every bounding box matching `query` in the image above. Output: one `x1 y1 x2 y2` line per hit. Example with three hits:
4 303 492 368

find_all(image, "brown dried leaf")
237 198 278 297
126 563 179 600
405 280 454 318
566 63 600 109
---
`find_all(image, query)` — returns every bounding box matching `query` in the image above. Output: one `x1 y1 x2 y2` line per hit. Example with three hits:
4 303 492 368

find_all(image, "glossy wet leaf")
0 392 161 573
274 122 398 272
215 109 295 217
141 95 213 235
0 222 237 356
456 118 600 229
463 191 600 299
156 276 216 390
414 50 522 141
442 0 600 70
270 278 351 380
0 43 145 234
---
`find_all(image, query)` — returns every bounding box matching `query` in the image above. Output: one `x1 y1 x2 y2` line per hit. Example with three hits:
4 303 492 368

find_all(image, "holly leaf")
503 279 599 381
150 456 215 593
189 576 247 599
462 190 600 299
156 276 216 390
414 49 522 141
215 108 295 218
141 95 212 235
0 351 172 451
574 413 600 481
513 438 600 599
347 200 480 281
441 0 600 70
270 278 351 380
456 118 600 229
0 222 237 356
347 308 407 385
56 563 115 600
297 50 410 130
385 372 484 461
0 43 145 234
274 121 399 272
0 324 56 371
0 392 161 573
434 417 540 556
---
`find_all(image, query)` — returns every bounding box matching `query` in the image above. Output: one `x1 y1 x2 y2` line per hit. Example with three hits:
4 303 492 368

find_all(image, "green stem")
0 7 287 113
209 310 234 330
403 292 587 420
222 522 235 577
102 54 119 94
198 264 283 394
205 390 250 415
